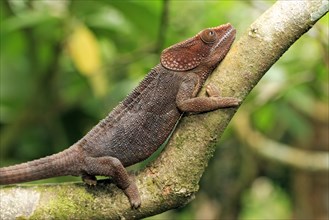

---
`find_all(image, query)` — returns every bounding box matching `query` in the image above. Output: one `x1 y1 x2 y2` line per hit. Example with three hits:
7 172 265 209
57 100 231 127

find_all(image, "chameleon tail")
0 146 81 184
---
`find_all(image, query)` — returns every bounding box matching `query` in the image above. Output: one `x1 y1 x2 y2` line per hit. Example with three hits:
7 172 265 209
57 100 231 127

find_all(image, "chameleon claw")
206 83 221 97
123 182 141 209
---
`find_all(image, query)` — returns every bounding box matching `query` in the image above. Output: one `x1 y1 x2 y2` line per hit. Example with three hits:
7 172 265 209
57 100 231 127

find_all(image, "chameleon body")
0 23 239 208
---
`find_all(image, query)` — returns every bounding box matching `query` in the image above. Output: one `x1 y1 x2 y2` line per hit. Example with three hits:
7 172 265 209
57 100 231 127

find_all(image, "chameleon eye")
200 29 217 44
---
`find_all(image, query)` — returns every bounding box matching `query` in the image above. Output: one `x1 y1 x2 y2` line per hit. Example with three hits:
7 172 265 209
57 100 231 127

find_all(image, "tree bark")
0 1 327 219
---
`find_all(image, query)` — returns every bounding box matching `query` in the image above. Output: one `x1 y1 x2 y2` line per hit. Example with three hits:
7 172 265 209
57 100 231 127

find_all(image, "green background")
1 1 328 219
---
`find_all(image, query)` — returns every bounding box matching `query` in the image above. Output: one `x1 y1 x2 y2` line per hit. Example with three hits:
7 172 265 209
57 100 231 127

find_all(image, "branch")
1 1 328 219
233 110 329 172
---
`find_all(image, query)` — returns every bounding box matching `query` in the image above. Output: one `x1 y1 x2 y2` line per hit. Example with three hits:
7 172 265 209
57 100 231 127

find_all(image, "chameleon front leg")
83 156 141 208
176 75 240 113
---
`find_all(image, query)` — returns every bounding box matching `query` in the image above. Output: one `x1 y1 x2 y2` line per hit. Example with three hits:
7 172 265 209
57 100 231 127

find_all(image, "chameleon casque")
0 23 239 208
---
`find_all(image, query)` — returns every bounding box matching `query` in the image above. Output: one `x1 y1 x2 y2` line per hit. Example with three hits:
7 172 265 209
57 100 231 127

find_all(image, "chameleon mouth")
213 24 236 51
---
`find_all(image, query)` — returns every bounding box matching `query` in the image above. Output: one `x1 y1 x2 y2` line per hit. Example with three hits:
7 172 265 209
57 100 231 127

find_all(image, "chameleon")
0 23 239 208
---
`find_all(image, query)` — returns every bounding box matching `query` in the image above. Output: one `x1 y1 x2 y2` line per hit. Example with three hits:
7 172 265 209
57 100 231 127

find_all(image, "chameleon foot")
206 83 221 97
123 181 141 209
206 83 241 107
82 173 97 186
83 156 142 208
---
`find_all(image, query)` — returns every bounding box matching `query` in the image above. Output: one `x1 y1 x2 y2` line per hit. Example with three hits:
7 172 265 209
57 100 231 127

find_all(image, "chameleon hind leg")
83 156 141 209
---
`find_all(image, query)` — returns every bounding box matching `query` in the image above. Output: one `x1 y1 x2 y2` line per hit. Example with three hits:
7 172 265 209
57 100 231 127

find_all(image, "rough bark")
0 1 327 219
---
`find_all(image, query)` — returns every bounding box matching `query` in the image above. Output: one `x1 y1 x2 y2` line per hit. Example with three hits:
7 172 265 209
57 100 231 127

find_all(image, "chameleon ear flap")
160 37 208 71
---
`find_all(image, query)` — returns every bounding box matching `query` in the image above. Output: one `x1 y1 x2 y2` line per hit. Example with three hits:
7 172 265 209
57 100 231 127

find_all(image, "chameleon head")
160 23 236 72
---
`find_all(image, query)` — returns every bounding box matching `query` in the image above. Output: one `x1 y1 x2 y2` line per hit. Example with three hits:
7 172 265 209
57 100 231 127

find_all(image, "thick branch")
0 1 328 219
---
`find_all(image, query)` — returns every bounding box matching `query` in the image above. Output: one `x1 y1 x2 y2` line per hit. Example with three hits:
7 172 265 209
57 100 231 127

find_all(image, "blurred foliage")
0 0 328 219
240 177 292 219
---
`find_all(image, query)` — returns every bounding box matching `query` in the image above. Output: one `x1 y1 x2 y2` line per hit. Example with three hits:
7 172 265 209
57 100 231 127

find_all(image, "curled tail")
0 146 81 185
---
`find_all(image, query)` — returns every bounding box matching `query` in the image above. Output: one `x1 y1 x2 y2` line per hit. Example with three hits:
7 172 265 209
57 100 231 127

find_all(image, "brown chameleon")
0 23 239 208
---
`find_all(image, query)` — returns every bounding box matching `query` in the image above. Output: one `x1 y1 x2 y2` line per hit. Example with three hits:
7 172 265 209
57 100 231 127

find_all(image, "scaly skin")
0 23 239 208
